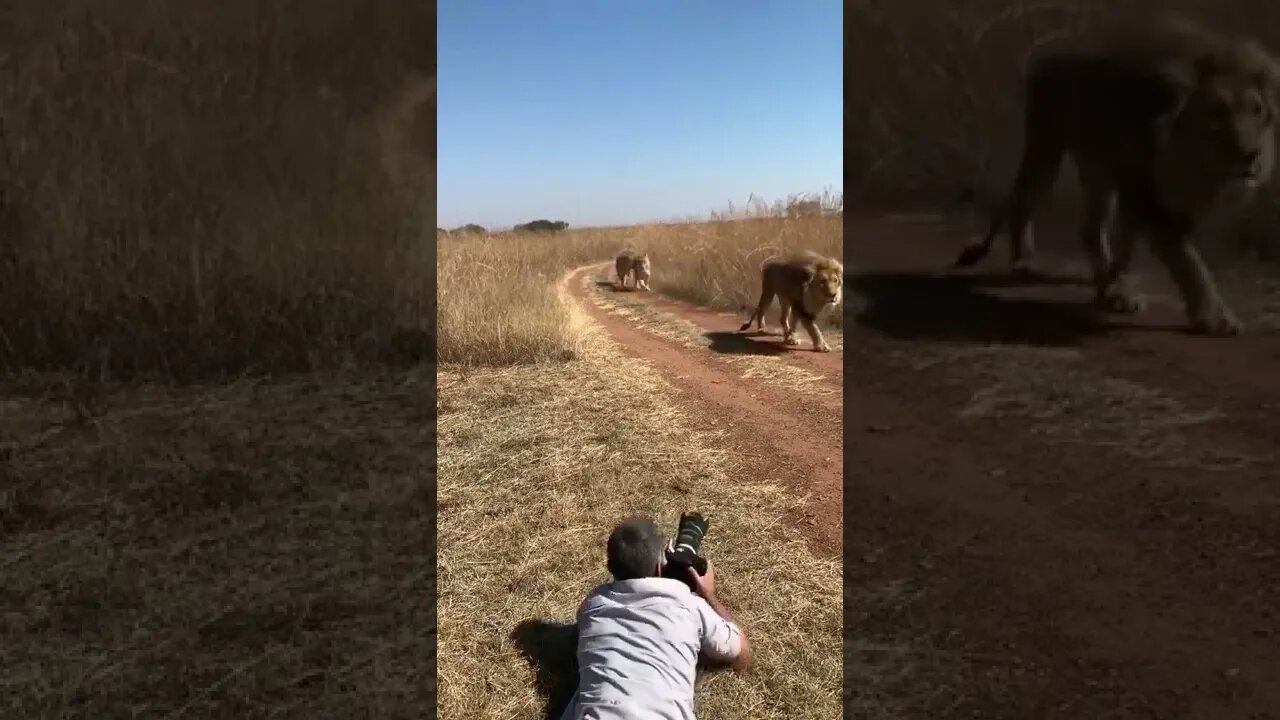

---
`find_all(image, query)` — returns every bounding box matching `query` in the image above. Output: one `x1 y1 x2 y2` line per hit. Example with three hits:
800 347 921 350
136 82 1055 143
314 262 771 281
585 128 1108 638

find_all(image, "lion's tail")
739 259 777 331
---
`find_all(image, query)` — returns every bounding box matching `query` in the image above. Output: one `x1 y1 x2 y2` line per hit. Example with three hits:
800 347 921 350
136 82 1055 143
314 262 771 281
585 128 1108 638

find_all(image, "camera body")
660 512 709 592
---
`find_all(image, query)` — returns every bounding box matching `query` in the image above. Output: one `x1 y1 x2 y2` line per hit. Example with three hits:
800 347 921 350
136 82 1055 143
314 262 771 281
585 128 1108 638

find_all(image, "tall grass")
848 0 1280 261
437 193 843 367
0 1 435 380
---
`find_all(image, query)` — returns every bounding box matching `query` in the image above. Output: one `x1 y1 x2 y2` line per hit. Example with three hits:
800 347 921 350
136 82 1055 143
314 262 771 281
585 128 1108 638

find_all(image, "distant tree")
451 223 488 236
513 219 569 233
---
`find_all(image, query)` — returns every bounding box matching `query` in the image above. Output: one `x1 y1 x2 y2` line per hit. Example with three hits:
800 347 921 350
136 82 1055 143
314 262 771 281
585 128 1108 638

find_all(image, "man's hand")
687 563 716 601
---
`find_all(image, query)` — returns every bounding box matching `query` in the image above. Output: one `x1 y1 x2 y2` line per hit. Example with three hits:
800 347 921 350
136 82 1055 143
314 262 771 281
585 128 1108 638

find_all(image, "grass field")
2 371 437 718
436 198 844 719
1 3 436 718
0 2 434 379
438 195 843 367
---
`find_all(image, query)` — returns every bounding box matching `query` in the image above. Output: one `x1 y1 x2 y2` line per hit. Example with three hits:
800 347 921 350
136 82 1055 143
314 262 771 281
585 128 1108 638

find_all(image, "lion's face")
1177 72 1278 188
636 255 651 273
805 264 843 310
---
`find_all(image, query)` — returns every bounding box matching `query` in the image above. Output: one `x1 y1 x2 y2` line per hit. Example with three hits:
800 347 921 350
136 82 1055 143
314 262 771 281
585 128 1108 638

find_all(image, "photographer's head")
606 517 665 580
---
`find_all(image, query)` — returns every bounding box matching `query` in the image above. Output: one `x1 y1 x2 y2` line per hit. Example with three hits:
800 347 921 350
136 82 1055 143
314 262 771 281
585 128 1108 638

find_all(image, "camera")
660 512 709 591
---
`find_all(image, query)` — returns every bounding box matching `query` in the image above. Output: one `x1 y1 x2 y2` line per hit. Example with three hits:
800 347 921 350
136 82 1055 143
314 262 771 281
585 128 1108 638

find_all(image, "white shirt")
559 577 744 720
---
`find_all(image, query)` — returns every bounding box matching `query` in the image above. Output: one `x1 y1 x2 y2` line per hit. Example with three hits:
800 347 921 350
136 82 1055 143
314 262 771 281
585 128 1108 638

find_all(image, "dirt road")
847 213 1280 719
564 263 844 557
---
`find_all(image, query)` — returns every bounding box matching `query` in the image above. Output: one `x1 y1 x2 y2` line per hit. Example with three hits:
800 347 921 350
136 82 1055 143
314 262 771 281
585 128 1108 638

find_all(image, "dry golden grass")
435 274 842 719
437 194 843 367
0 1 434 379
1 370 436 718
1 3 438 718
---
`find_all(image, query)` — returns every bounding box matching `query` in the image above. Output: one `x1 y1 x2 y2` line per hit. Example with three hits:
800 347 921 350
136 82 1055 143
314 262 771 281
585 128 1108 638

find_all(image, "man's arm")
701 591 747 671
687 565 752 673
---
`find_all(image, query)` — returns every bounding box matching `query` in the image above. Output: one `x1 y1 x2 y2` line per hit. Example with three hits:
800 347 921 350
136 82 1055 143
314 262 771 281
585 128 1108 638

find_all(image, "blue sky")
438 2 842 229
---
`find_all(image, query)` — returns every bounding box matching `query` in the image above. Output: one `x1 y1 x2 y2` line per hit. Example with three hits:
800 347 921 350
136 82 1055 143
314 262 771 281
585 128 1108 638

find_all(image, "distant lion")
951 16 1280 336
738 250 843 352
615 250 651 290
615 250 635 288
632 253 652 290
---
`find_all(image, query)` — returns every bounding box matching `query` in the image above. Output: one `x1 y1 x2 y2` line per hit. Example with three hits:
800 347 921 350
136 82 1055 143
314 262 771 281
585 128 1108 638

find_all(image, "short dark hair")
606 517 664 580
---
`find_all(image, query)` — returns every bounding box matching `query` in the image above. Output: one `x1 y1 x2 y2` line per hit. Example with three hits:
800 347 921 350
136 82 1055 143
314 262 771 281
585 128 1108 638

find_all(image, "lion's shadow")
847 269 1166 346
704 330 792 356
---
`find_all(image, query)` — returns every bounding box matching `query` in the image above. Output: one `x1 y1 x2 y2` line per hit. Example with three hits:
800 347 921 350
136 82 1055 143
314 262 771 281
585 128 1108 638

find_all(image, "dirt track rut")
847 213 1280 720
564 263 844 557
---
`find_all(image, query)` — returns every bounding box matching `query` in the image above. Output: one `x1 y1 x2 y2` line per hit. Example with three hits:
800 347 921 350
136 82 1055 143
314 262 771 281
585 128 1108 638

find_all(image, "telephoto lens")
662 512 710 591
674 512 707 555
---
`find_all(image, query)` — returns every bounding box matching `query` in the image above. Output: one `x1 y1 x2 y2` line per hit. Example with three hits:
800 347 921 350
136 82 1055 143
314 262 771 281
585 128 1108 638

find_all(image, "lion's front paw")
783 335 800 346
1190 307 1243 337
814 342 832 353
